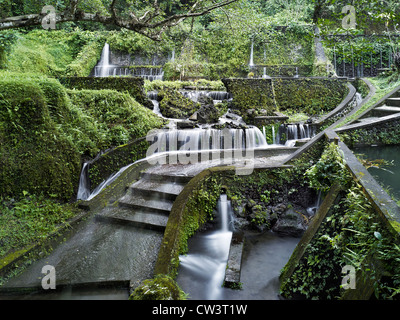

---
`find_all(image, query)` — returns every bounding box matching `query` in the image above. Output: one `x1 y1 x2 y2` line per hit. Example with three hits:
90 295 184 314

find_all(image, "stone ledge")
224 233 245 289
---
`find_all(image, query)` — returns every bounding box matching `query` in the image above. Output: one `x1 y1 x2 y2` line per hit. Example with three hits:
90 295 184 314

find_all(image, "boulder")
272 207 306 237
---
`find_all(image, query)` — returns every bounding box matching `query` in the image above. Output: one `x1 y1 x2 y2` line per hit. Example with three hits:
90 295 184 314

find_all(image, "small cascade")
94 43 112 77
307 190 323 216
147 91 162 116
249 40 254 68
294 67 299 78
147 127 268 154
272 126 276 145
274 123 316 146
93 43 164 80
130 67 164 81
179 90 231 104
178 194 233 299
76 163 90 200
206 91 232 104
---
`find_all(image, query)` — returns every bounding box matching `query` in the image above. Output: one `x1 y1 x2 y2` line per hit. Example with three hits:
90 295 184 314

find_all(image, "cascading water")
77 163 90 200
147 91 162 116
177 194 233 300
249 40 254 68
272 123 316 146
147 127 268 155
94 43 112 77
93 43 164 80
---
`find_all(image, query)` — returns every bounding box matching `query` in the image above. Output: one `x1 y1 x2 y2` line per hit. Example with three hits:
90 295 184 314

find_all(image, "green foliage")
305 143 351 192
0 193 79 258
0 73 81 200
68 89 164 148
4 29 104 77
144 79 225 92
179 175 222 255
65 38 105 76
282 141 400 300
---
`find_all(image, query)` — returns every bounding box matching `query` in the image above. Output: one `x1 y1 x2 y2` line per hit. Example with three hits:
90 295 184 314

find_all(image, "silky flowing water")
176 195 300 300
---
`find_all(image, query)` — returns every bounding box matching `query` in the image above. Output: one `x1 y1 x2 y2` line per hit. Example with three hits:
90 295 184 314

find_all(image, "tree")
0 0 238 40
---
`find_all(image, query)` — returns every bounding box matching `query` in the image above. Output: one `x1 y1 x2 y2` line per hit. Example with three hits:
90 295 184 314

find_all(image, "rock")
196 102 220 124
272 207 306 237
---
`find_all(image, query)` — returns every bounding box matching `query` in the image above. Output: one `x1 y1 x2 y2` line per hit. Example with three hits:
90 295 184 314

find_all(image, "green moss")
0 74 81 200
129 275 187 300
390 221 400 234
272 78 347 115
65 39 105 77
222 78 276 119
59 76 153 109
158 88 200 119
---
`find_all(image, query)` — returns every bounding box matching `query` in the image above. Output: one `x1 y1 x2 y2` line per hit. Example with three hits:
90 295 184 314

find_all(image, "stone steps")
96 209 168 232
385 97 400 107
370 105 400 117
129 179 185 201
140 172 194 184
119 193 174 214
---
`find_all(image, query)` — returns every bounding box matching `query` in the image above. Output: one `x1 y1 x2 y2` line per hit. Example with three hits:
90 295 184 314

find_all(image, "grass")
0 193 80 259
6 32 76 76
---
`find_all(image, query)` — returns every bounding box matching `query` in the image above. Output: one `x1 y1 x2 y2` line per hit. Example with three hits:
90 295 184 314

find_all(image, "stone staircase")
95 166 194 232
357 89 400 121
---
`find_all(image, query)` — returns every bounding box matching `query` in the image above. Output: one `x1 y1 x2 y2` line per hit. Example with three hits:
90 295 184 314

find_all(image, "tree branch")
0 0 238 41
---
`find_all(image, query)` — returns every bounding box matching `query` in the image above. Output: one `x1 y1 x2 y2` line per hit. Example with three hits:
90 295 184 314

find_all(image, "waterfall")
249 40 254 68
274 124 316 146
147 91 162 116
307 190 323 216
77 163 90 200
272 126 276 144
93 43 164 80
94 43 112 77
294 67 299 78
147 127 268 154
171 49 175 62
178 194 233 299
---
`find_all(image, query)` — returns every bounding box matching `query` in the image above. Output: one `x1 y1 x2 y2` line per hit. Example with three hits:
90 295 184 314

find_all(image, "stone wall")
222 77 348 122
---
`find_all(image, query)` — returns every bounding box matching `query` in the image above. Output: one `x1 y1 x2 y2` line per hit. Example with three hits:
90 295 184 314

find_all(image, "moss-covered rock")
129 275 186 300
158 88 200 119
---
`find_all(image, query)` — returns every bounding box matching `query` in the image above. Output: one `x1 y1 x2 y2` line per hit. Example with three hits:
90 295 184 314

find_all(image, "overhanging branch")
0 0 238 41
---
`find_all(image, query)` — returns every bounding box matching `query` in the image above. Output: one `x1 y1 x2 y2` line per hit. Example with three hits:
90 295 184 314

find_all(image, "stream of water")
176 194 233 300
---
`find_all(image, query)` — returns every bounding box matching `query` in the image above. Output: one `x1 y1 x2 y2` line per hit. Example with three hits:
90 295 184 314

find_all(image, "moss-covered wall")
87 137 150 191
222 78 348 121
59 76 153 109
272 78 348 114
222 78 276 119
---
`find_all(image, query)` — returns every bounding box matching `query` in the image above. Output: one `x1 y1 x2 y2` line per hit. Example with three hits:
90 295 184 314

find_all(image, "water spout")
249 40 254 68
